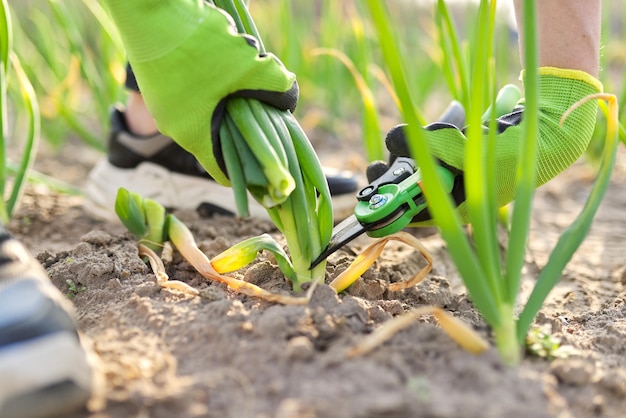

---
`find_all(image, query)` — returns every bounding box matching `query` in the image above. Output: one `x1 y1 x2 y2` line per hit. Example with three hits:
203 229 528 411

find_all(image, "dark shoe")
0 229 96 418
85 107 358 222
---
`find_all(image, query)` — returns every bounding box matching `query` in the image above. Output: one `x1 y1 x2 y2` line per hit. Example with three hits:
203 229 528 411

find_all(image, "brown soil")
7 137 626 418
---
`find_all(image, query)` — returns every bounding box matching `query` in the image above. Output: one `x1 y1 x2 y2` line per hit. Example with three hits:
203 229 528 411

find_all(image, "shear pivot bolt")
369 194 387 209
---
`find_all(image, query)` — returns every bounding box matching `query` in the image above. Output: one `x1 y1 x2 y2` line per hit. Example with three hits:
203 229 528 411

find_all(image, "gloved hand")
368 67 602 225
102 0 298 185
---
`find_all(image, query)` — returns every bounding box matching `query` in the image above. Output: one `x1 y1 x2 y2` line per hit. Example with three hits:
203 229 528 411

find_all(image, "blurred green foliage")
9 0 124 150
7 0 625 160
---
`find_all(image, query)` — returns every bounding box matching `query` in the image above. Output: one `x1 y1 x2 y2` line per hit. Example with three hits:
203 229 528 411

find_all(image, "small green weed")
65 278 86 298
525 326 578 360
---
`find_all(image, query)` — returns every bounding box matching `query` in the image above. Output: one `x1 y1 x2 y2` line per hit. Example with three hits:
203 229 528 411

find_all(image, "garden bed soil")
7 138 626 418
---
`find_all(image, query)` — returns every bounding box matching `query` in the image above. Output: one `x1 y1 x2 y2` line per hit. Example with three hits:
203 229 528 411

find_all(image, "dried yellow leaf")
431 307 490 354
347 306 489 357
329 231 432 293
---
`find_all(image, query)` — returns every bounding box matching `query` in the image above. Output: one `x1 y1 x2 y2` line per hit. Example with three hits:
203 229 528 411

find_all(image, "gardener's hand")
368 67 602 225
102 0 297 184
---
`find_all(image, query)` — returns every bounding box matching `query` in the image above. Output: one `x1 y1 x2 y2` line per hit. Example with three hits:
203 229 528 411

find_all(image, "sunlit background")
5 0 625 171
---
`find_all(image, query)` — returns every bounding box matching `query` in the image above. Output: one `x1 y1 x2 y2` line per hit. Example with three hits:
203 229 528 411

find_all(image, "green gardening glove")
376 67 602 225
102 0 298 185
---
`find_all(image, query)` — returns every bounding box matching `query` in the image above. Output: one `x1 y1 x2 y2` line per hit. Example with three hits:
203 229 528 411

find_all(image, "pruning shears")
309 158 457 268
310 102 466 269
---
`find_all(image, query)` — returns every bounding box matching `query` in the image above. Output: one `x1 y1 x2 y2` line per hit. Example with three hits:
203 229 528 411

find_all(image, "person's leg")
0 226 97 418
125 91 159 136
84 64 358 222
513 0 600 77
121 63 158 136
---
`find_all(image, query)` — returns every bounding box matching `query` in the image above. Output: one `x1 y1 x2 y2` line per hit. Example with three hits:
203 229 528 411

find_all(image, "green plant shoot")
0 0 40 223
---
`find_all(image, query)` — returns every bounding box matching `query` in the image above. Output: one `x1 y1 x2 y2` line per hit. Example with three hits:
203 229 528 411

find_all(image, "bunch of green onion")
205 0 333 291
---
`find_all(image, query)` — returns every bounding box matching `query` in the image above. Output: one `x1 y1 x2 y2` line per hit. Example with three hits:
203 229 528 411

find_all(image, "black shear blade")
310 215 371 269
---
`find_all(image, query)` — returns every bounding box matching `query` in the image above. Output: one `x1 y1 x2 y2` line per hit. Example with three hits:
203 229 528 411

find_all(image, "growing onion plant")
365 0 620 364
